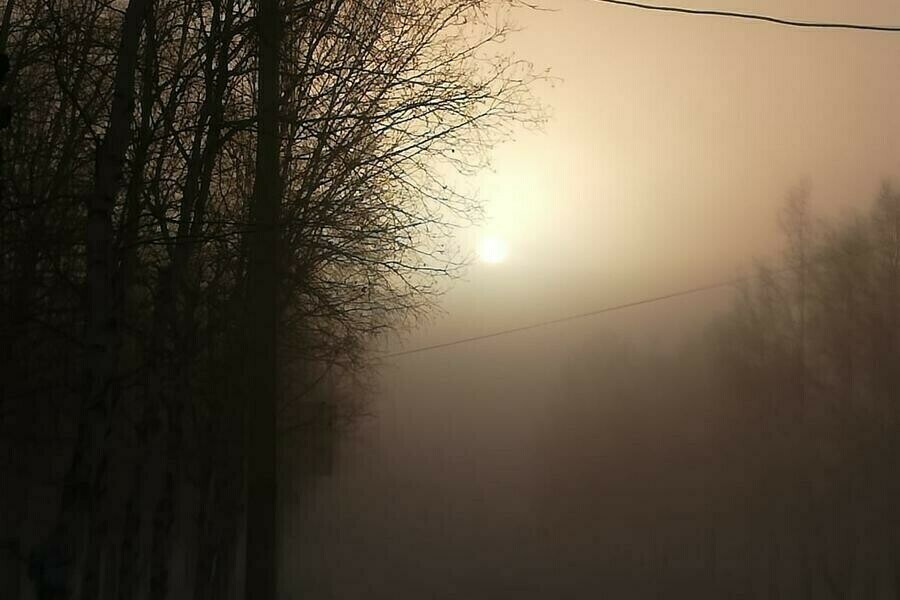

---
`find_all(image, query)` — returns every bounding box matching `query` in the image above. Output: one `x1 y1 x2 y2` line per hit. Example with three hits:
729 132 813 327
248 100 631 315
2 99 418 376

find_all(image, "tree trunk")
47 1 150 596
244 0 281 598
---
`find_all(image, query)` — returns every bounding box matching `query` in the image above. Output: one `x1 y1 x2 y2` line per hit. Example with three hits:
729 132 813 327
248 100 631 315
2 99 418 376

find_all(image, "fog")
5 0 900 598
281 1 900 598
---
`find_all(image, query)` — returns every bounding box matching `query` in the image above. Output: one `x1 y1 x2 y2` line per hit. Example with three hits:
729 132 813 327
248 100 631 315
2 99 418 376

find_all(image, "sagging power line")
382 232 899 359
583 0 900 33
381 276 742 358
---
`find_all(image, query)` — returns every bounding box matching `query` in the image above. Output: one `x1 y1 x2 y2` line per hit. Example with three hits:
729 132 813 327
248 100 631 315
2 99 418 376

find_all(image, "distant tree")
538 183 900 598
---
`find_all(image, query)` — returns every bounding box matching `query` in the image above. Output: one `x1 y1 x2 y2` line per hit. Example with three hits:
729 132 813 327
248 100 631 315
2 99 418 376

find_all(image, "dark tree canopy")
0 0 543 597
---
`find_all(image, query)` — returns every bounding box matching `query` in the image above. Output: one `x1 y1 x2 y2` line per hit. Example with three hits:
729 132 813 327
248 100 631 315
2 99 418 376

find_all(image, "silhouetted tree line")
540 186 900 598
0 0 540 598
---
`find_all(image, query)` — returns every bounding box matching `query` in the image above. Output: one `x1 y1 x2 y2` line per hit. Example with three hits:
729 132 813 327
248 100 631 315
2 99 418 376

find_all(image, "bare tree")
0 0 544 597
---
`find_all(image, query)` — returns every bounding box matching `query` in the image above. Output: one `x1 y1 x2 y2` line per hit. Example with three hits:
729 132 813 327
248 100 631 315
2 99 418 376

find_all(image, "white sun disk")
479 236 508 264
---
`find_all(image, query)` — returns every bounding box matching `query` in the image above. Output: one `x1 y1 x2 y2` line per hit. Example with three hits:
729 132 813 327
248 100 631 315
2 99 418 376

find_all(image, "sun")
478 236 508 264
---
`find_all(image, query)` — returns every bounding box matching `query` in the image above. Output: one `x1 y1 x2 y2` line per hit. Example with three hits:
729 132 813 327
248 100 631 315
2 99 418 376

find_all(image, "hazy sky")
288 4 900 597
396 0 900 352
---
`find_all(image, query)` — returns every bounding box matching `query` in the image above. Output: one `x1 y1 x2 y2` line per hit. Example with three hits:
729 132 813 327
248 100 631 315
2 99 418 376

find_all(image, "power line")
381 276 742 358
582 0 900 33
382 232 900 359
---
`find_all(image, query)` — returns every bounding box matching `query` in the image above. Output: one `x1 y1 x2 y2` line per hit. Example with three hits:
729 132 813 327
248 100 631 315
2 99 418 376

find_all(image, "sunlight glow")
478 236 509 264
